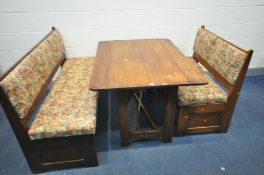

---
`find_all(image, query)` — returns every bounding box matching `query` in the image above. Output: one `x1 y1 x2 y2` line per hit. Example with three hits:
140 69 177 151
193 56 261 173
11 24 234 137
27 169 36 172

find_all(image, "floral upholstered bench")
0 27 98 173
176 26 253 136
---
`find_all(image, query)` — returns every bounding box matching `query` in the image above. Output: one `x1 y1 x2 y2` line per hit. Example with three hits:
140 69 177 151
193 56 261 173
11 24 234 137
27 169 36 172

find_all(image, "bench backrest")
192 26 253 91
0 28 65 126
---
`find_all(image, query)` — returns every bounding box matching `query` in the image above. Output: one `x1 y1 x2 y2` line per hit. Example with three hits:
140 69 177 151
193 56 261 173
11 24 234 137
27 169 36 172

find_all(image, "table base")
118 87 178 146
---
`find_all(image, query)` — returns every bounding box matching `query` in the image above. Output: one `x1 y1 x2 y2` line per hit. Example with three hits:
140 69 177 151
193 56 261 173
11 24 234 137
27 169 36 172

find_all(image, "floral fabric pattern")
193 28 248 85
178 58 228 106
46 30 65 60
0 29 65 118
28 58 97 140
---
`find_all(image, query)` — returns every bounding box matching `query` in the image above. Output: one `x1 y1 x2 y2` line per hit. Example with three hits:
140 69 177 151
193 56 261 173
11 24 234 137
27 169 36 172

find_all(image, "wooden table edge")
89 82 208 91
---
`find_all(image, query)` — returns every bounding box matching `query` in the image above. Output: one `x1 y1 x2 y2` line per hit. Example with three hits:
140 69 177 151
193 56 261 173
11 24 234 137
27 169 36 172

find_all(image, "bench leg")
84 136 98 166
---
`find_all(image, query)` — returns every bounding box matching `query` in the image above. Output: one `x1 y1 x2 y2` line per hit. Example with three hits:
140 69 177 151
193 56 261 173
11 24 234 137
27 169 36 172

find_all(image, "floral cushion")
178 58 228 106
0 29 65 118
46 30 65 60
28 58 97 140
193 28 248 85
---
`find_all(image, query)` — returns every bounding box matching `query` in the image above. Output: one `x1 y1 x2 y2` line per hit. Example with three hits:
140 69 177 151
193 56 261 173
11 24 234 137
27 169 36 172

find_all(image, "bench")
176 26 253 136
0 27 98 173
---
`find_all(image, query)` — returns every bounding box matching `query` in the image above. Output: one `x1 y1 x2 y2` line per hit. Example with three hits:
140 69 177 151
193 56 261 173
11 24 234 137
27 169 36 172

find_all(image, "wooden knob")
185 115 188 119
204 119 207 123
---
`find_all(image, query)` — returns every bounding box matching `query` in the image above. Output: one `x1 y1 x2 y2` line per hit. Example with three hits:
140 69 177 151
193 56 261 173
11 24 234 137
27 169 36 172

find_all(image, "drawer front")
188 104 226 114
187 113 221 128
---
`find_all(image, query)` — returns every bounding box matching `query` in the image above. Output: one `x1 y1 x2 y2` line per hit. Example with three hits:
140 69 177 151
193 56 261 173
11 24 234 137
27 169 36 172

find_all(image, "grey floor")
0 75 264 175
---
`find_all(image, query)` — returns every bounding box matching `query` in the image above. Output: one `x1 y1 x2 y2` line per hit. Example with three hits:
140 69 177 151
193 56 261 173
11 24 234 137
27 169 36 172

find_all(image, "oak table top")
90 39 207 91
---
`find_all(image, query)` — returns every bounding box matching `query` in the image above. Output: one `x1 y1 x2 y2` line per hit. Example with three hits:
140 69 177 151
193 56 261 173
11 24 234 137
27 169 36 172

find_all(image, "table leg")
118 90 130 146
163 87 178 143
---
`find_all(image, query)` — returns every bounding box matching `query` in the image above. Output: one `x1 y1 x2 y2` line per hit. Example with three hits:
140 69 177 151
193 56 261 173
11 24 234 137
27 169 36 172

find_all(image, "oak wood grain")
90 39 207 90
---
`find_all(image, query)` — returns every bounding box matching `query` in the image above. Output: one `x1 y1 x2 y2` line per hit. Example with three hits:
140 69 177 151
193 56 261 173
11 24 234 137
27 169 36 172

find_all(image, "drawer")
188 104 226 114
187 113 221 128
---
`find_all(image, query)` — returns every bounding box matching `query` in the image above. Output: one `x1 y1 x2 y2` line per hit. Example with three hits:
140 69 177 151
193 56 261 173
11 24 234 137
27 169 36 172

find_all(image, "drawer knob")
204 119 207 123
185 115 188 119
201 107 205 111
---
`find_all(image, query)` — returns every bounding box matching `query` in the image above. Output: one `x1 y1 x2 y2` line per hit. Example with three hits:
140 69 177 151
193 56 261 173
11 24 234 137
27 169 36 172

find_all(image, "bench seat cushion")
178 58 228 106
28 58 97 140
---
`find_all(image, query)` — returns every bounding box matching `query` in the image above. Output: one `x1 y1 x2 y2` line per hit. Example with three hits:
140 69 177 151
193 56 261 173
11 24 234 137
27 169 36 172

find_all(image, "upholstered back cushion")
0 29 65 118
193 28 248 85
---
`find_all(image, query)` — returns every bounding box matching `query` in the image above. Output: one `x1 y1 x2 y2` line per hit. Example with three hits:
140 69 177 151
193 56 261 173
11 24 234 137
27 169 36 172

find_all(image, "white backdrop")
0 0 264 73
